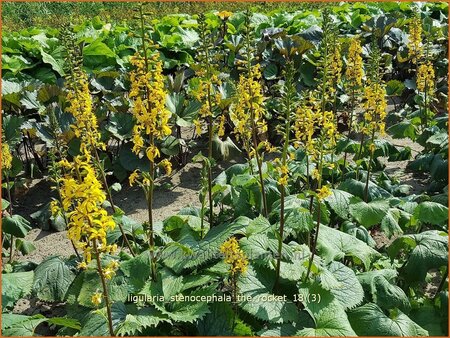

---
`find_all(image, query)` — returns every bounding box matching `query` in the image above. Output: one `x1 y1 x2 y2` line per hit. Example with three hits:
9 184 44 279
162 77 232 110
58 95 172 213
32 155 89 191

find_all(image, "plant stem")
434 267 448 298
364 131 376 202
5 174 15 263
147 137 156 281
305 201 321 281
274 61 294 291
93 148 135 256
93 240 114 336
342 86 355 170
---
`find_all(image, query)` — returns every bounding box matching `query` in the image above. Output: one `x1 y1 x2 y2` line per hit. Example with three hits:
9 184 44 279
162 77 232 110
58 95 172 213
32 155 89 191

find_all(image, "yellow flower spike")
217 115 226 138
1 143 13 170
129 51 172 154
416 61 435 96
129 170 139 186
346 37 364 88
408 16 423 64
91 292 103 306
218 11 232 20
317 185 332 201
220 237 248 276
363 81 387 137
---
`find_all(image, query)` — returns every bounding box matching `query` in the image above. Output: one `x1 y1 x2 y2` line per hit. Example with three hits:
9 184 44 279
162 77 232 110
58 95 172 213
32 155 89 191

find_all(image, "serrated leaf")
316 225 380 269
325 262 364 310
296 282 356 336
349 198 390 228
238 265 298 323
2 271 34 309
381 208 404 238
371 275 410 313
414 201 448 225
1 314 47 336
325 189 353 219
387 231 448 282
32 256 75 302
348 303 427 336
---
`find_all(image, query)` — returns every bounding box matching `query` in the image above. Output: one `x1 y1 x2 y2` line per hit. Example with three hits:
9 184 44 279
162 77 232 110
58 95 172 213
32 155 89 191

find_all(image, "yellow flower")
159 159 172 176
91 292 102 306
77 261 88 270
408 16 423 64
217 115 226 138
416 61 435 96
312 168 321 181
220 237 248 275
329 40 343 92
129 170 139 186
1 142 13 170
50 200 61 217
65 70 104 153
363 81 387 136
230 64 268 159
218 11 232 20
369 143 376 153
59 155 116 263
317 185 332 200
107 259 120 270
193 119 203 136
103 267 115 280
129 51 172 159
146 145 160 162
345 37 364 88
277 165 289 187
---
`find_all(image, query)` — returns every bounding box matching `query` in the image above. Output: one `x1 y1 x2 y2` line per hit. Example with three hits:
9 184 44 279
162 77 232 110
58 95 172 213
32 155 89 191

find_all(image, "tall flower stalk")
343 37 364 168
304 10 338 280
1 140 15 262
274 60 297 290
58 154 118 336
361 43 387 202
231 12 271 217
220 237 248 330
128 5 172 280
63 36 135 256
191 14 225 228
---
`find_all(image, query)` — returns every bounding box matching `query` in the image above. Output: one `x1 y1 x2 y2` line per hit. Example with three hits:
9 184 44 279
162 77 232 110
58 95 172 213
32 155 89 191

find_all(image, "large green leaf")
162 216 249 272
197 302 234 336
1 314 47 336
238 265 298 323
2 271 34 309
296 282 356 336
114 305 170 336
381 208 404 238
83 39 116 58
387 231 448 282
349 198 390 228
32 256 76 302
348 303 427 336
414 201 448 226
324 261 364 310
316 225 380 269
2 215 32 238
325 189 353 220
271 196 314 233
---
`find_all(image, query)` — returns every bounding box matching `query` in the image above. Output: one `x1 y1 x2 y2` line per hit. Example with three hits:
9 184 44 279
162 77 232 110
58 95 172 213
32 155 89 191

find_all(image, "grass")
2 1 332 31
